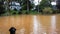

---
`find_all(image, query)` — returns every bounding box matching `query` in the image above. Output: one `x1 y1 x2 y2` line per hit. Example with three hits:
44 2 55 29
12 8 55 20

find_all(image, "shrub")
9 10 19 15
42 7 53 14
29 10 38 14
22 10 28 14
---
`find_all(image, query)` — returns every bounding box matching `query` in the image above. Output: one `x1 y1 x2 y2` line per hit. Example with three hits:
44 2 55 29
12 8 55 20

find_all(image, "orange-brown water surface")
0 15 60 34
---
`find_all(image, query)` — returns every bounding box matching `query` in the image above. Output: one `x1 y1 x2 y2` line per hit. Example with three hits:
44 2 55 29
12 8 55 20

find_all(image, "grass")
0 10 60 16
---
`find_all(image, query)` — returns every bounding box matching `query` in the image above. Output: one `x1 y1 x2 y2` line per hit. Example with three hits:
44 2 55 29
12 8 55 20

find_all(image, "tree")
42 7 53 14
0 1 5 15
38 0 40 13
56 0 60 9
40 0 52 9
21 0 34 11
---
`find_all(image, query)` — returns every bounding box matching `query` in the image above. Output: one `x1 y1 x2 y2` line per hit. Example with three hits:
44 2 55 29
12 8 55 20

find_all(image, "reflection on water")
50 16 57 34
0 15 60 34
51 16 56 29
33 16 46 34
33 16 38 34
20 28 25 34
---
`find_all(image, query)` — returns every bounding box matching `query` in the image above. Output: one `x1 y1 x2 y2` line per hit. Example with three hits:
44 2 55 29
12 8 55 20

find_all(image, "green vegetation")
0 0 60 16
42 7 53 14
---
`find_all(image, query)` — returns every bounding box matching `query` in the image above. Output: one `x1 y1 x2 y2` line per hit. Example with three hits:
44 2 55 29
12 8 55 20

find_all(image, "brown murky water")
0 15 60 34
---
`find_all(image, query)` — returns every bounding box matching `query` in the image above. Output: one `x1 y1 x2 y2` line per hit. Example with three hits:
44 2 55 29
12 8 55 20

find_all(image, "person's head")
10 27 15 29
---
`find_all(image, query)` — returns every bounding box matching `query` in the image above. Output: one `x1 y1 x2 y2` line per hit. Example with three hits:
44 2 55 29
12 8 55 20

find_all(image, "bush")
21 10 38 14
22 10 28 14
9 10 19 15
29 10 38 14
42 7 53 14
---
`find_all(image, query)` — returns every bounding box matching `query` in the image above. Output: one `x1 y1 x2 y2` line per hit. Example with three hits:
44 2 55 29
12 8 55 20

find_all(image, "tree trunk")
6 0 10 15
38 0 39 13
27 0 29 12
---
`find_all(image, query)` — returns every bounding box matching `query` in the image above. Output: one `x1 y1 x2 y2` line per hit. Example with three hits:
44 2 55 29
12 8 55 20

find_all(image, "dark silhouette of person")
9 27 16 34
